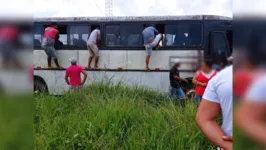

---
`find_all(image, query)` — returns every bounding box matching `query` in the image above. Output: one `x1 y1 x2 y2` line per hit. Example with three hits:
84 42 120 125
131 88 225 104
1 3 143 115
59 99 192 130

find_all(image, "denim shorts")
195 94 202 105
144 34 162 56
168 87 185 100
41 37 57 59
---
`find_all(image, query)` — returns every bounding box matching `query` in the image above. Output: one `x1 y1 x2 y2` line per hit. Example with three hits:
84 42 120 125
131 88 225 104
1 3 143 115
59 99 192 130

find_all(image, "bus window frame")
163 21 204 48
209 31 230 56
104 23 144 48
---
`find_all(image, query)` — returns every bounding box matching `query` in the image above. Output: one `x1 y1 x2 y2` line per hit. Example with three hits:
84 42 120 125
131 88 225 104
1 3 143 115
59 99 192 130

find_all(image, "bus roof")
34 15 232 22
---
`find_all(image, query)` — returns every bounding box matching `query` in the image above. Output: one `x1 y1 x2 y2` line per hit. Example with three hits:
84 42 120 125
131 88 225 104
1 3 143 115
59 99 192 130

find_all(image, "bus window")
69 25 90 48
34 24 43 46
44 25 68 45
211 32 229 56
105 24 142 47
226 30 232 54
165 23 202 46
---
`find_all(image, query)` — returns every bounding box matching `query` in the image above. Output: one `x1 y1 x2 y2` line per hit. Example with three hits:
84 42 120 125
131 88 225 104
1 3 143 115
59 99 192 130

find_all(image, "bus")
33 15 232 96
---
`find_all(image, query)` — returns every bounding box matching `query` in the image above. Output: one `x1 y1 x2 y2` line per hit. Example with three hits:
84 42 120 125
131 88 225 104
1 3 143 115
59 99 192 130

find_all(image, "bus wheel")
186 89 195 100
34 77 48 94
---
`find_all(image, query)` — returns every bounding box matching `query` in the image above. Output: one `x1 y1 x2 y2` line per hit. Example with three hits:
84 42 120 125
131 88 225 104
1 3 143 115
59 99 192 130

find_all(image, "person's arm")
173 74 188 83
81 70 87 85
153 27 159 35
235 101 266 145
192 71 206 86
65 71 70 85
235 78 266 145
97 30 101 40
196 80 232 149
196 100 231 149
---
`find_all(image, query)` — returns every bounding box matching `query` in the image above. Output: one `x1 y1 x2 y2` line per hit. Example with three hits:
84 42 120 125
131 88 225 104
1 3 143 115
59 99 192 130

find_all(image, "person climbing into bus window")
41 22 63 69
142 25 163 71
0 24 21 68
65 57 87 92
193 59 217 105
168 61 188 100
86 26 100 69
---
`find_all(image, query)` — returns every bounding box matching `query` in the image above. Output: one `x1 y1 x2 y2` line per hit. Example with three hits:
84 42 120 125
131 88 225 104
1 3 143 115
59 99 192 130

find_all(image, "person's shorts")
144 34 162 56
41 37 57 59
168 87 186 100
70 86 82 92
87 41 99 56
0 40 17 62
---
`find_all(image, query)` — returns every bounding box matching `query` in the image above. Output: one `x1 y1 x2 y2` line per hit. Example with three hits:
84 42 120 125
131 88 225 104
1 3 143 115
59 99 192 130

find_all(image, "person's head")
175 61 181 68
70 57 77 65
201 59 213 72
51 22 58 28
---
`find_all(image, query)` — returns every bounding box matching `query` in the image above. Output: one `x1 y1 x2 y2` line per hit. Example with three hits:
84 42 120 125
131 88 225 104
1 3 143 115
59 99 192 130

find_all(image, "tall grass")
34 82 215 150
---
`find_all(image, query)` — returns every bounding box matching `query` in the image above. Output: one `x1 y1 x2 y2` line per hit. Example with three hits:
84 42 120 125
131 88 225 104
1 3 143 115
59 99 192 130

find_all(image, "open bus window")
43 25 68 45
165 23 202 46
34 24 43 46
212 32 229 56
69 25 90 47
105 24 142 47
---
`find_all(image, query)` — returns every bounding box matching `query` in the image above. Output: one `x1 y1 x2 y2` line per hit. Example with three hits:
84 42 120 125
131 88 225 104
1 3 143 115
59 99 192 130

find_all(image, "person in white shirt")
86 27 101 69
196 65 233 150
235 75 266 146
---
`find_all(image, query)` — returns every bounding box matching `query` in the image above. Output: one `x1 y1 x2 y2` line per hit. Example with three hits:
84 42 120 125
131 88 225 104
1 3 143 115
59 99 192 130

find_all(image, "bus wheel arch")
181 77 195 99
34 76 48 94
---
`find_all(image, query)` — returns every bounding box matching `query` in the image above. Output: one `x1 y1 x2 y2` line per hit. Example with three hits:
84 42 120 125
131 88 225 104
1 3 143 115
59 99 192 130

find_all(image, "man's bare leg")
47 58 52 68
54 58 63 69
146 55 150 71
94 56 99 69
87 56 93 69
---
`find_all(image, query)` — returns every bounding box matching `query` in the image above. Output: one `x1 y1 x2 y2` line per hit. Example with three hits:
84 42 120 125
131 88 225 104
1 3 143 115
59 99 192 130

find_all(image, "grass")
34 82 216 150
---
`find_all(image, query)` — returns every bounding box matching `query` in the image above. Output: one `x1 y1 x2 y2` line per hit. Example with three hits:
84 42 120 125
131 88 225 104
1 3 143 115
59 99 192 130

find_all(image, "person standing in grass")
142 25 163 71
196 65 232 150
168 62 188 100
86 27 101 69
65 57 87 92
193 59 217 105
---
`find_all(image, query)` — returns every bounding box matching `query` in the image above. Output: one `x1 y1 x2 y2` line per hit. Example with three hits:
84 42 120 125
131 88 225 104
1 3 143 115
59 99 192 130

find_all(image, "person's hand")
202 83 208 87
221 136 233 150
222 135 232 141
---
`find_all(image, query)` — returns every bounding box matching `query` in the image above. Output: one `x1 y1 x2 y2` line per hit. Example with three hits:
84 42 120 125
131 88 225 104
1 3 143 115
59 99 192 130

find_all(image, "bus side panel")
34 49 202 71
36 70 194 95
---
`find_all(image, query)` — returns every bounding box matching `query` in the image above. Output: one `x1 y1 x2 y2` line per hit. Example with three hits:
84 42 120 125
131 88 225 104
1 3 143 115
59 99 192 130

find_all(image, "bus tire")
34 76 48 94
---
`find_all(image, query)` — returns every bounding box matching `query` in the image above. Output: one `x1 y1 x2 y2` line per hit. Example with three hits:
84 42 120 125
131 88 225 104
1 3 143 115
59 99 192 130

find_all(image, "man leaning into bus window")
196 65 233 150
65 57 88 92
142 25 163 71
41 22 63 69
86 27 101 69
168 62 188 100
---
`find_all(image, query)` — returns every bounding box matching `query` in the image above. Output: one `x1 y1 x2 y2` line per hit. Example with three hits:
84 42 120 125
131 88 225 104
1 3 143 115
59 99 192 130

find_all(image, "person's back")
43 26 59 42
88 29 100 44
142 26 157 44
66 65 83 86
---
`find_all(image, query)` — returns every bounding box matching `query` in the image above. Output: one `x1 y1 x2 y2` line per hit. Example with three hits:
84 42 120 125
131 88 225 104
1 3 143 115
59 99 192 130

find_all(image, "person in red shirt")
193 59 217 105
0 24 21 68
65 57 87 92
41 22 63 69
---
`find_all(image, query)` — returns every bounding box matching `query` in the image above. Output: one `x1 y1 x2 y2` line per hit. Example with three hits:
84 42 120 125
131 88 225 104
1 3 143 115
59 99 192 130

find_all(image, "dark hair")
71 62 77 65
203 58 213 68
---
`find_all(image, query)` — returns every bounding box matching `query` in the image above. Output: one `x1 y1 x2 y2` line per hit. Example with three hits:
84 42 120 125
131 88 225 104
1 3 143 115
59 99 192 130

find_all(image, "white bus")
33 15 232 95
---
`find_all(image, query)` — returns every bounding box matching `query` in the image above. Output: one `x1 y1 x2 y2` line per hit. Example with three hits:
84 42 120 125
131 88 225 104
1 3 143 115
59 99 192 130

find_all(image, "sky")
0 0 232 18
0 0 266 18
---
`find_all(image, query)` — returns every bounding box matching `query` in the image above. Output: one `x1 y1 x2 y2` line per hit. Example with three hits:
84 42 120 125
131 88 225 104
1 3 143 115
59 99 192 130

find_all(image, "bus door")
208 29 231 58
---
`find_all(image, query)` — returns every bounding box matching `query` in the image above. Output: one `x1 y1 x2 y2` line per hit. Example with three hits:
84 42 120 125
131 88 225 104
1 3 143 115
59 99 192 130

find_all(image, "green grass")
34 82 215 150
